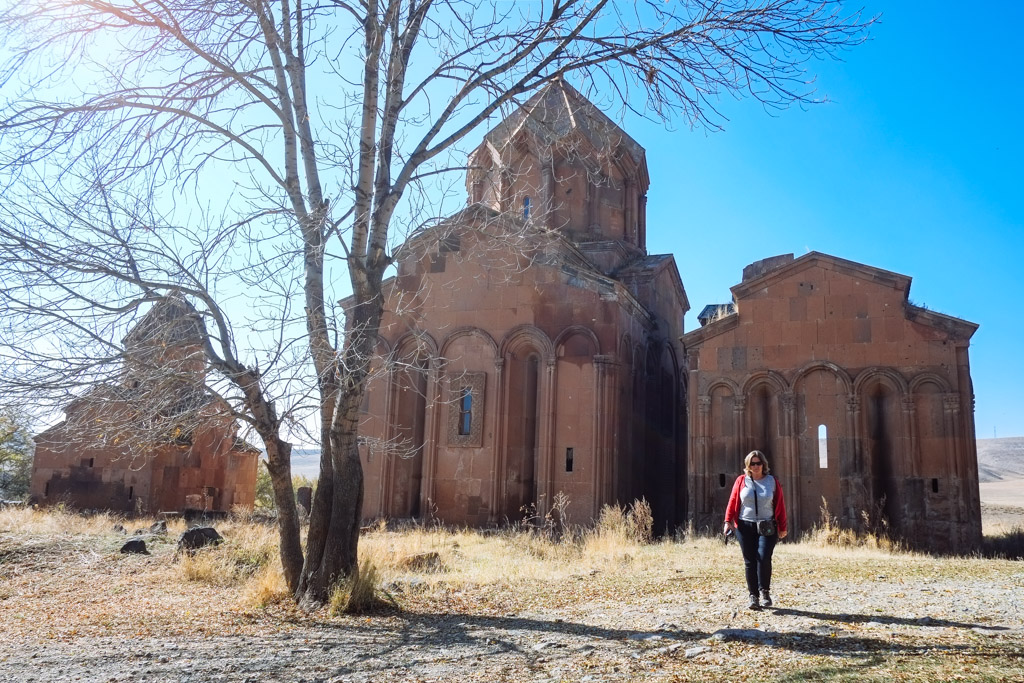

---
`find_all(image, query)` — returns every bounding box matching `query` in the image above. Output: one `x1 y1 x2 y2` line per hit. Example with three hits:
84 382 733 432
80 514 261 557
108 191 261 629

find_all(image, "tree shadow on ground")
307 610 1019 679
767 606 1008 631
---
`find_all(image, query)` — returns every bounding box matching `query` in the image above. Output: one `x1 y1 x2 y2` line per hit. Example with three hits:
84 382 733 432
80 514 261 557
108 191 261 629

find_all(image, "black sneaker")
761 590 773 607
748 594 761 610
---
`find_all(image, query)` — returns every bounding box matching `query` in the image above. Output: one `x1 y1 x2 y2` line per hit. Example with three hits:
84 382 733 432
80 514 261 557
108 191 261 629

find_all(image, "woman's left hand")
778 530 788 540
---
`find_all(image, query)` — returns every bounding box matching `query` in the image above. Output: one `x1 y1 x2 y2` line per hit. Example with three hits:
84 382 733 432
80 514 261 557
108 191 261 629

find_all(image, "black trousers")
734 520 778 596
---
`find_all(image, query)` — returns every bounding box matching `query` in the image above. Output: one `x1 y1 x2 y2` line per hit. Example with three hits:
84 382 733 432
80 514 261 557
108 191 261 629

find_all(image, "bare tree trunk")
296 279 382 605
262 437 304 591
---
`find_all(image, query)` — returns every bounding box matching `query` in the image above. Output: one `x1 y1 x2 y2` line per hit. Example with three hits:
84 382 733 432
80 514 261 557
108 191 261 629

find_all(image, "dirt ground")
0 491 1022 682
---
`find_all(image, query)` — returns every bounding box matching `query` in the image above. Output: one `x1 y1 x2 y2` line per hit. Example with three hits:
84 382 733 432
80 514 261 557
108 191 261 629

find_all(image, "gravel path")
3 570 1022 682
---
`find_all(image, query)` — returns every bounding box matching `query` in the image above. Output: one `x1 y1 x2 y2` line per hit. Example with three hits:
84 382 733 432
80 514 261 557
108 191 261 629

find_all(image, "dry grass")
2 504 1023 681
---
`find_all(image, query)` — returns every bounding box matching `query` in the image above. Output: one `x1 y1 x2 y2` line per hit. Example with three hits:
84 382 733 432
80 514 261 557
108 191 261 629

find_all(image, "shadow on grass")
767 606 1007 631
981 527 1024 560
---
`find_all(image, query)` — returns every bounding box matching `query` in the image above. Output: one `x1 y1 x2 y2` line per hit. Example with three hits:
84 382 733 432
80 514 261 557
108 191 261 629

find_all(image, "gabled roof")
731 251 911 300
683 251 977 346
615 253 690 315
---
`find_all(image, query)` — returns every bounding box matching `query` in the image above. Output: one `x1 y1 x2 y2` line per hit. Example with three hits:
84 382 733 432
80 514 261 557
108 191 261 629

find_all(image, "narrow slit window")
818 424 828 468
719 473 726 488
565 447 574 473
457 389 473 436
128 486 134 500
931 478 939 493
88 458 95 468
523 196 531 219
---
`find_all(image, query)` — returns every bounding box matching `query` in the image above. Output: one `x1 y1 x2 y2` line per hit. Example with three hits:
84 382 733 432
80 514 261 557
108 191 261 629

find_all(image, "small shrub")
518 491 572 540
625 498 654 544
328 557 396 615
809 499 901 552
240 562 291 608
980 526 1024 560
180 523 278 586
595 504 627 537
593 499 654 545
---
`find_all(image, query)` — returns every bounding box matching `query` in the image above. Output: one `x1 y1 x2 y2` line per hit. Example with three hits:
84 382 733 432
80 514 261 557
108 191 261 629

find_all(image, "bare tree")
0 0 871 604
0 407 34 500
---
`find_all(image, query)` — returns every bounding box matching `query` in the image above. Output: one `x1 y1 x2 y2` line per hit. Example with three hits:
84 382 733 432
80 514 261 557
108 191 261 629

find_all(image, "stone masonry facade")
355 83 981 551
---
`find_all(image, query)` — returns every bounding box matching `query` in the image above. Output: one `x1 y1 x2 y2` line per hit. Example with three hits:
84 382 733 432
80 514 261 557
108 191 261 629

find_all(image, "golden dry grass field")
0 503 1022 682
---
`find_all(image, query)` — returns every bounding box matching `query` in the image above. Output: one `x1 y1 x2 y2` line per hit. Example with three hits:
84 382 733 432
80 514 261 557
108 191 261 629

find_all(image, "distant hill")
976 437 1024 483
290 448 321 479
280 440 1024 483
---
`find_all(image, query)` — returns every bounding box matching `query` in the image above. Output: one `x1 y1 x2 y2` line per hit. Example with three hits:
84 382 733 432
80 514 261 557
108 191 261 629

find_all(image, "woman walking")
723 450 788 610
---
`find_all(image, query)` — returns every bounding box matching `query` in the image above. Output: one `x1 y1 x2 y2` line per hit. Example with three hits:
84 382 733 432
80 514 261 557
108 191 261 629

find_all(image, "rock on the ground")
177 526 223 552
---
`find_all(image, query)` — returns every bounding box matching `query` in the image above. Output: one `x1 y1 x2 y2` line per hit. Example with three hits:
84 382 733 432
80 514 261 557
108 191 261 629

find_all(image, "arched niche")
793 363 851 528
551 328 598 522
744 379 783 473
913 379 947 479
500 326 552 519
708 381 739 521
386 335 433 518
856 369 907 530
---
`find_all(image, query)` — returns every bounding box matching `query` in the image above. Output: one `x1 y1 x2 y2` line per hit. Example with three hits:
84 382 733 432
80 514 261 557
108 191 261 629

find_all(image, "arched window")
523 195 531 219
818 424 828 468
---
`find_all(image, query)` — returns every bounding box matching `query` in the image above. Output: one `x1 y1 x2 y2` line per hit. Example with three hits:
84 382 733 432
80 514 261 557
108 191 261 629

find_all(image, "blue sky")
7 2 1019 441
628 2 1024 439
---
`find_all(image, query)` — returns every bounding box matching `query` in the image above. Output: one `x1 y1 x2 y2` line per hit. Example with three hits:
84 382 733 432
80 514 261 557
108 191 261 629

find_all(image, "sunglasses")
749 461 763 466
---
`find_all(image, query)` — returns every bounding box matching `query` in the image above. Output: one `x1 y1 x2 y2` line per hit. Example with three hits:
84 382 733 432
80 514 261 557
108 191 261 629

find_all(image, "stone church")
357 81 982 550
358 80 689 529
32 296 259 514
683 253 981 552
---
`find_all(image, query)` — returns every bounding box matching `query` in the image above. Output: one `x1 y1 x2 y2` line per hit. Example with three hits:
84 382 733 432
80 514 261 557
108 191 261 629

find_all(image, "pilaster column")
488 358 506 523
638 194 648 249
624 177 635 241
419 361 440 518
540 153 555 231
592 355 618 515
381 365 398 517
536 356 557 508
697 395 712 516
846 394 865 520
901 394 917 477
733 395 747 454
943 393 962 479
780 391 798 533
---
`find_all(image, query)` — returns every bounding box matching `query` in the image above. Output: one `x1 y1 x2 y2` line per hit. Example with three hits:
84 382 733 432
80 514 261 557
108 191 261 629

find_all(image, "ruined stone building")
682 253 982 552
356 81 689 528
31 296 259 514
